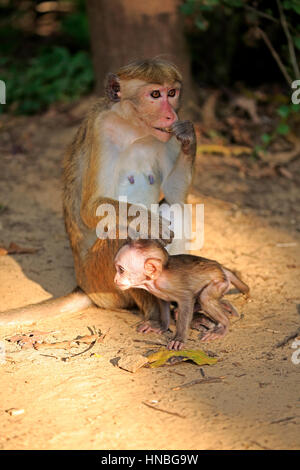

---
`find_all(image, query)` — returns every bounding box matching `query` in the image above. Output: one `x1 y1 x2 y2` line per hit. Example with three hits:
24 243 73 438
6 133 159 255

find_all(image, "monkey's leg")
158 299 171 332
191 301 239 339
191 313 216 331
168 299 194 350
220 299 239 317
191 299 239 331
199 281 230 342
0 287 93 328
131 289 164 334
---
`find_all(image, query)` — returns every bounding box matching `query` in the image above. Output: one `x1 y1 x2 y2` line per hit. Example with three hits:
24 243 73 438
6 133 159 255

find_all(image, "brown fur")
114 240 249 349
0 59 195 328
117 58 182 85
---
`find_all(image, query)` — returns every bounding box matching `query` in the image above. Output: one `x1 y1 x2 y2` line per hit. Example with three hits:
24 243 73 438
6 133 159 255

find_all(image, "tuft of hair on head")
124 238 169 267
116 58 182 85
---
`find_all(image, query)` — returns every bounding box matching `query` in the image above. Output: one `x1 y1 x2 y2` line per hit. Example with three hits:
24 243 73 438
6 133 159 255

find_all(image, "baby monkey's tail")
223 268 250 296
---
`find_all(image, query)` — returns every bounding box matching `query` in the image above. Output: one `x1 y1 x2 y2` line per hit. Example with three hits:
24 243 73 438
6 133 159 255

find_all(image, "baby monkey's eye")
118 266 125 274
150 90 161 99
168 89 176 97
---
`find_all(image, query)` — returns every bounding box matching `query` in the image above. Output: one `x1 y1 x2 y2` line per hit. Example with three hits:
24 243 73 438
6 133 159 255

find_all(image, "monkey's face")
134 82 181 143
114 246 147 290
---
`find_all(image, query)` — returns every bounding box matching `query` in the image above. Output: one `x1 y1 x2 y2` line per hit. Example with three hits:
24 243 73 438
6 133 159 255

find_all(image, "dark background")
0 0 299 114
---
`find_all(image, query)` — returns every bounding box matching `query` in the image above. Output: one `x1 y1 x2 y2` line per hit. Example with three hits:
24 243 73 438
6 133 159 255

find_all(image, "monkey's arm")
158 299 171 332
161 121 196 204
136 295 169 334
168 298 194 350
81 195 173 246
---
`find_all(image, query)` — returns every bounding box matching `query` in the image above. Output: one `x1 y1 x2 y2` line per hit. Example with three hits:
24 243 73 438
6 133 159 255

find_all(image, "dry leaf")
0 242 39 256
117 354 149 373
147 348 218 368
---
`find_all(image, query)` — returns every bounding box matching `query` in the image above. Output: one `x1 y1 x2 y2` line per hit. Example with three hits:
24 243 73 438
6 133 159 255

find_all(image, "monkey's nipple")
128 175 135 184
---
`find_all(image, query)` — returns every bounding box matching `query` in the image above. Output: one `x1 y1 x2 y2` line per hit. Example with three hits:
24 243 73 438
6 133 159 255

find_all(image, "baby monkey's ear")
144 258 163 279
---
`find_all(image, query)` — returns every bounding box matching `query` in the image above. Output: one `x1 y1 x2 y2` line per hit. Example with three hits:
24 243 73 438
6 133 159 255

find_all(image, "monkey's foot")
137 321 167 334
221 299 239 317
200 323 228 342
167 338 184 350
191 314 216 331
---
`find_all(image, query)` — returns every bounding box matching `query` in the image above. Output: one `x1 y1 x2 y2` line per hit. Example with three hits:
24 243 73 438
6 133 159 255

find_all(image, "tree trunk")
86 0 194 104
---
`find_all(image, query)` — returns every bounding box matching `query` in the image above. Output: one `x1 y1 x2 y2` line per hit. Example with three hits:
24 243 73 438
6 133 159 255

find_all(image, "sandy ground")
0 99 299 450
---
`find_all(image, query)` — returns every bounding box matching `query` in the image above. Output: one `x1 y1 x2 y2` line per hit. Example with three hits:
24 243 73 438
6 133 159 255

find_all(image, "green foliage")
0 0 94 114
61 12 90 47
294 36 300 51
259 102 300 148
181 0 300 85
180 0 244 31
1 46 94 114
276 122 290 135
60 0 90 47
261 133 272 145
282 0 300 15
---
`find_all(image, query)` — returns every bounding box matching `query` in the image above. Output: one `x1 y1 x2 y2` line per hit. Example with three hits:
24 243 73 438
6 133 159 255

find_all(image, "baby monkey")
114 239 249 350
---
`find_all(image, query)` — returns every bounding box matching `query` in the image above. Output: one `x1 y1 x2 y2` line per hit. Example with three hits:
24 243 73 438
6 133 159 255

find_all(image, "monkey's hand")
171 120 196 157
167 336 185 351
137 320 168 334
126 202 174 246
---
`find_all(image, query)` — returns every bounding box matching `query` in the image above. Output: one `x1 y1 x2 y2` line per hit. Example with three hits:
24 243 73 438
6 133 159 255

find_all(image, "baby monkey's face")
114 245 146 290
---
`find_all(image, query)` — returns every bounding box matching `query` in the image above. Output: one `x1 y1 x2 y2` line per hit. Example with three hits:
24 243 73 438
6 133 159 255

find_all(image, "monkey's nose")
165 113 178 125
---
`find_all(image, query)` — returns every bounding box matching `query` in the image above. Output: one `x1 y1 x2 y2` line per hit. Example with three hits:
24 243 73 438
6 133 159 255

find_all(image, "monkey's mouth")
154 127 173 134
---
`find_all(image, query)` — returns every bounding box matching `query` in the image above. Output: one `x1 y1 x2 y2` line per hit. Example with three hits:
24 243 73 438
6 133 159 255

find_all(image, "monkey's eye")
168 89 176 97
150 90 161 99
118 265 125 274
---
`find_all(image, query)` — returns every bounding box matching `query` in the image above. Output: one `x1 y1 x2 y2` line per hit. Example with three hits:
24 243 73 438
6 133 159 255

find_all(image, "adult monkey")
0 58 196 331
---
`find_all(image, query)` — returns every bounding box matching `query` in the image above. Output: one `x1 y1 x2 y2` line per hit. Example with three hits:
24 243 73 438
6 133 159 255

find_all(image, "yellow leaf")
147 348 217 368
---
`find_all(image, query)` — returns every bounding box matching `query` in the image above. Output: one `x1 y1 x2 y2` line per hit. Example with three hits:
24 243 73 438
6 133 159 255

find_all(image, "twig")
142 401 186 419
250 440 271 450
34 340 77 350
244 5 279 24
197 144 251 157
277 0 300 79
61 329 106 361
256 26 292 86
61 340 97 361
133 339 166 346
270 416 296 424
275 327 300 348
171 376 225 391
168 370 186 377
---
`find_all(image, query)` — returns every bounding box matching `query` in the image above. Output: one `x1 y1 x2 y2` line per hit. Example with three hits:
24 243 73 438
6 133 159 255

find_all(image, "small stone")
6 408 25 416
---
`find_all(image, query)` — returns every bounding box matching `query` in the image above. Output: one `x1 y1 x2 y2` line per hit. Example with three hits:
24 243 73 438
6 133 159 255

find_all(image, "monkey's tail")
223 268 249 295
0 287 93 327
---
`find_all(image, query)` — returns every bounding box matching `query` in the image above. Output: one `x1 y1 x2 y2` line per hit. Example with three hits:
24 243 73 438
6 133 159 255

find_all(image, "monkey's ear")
144 258 163 280
105 73 121 102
